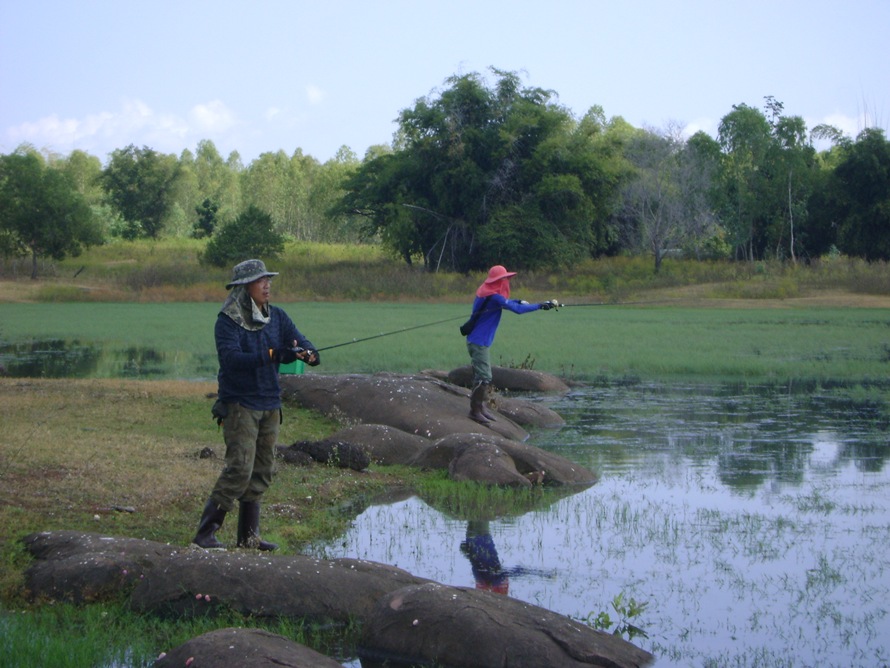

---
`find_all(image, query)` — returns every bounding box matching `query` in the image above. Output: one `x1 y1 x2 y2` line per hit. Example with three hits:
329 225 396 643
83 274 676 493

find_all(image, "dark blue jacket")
215 306 314 410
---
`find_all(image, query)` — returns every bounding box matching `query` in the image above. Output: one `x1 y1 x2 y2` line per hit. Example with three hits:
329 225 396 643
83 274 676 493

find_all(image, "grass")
3 238 890 304
1 600 360 668
2 302 889 383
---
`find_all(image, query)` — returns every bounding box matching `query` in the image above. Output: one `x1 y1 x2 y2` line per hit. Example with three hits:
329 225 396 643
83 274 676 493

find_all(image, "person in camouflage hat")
192 259 320 551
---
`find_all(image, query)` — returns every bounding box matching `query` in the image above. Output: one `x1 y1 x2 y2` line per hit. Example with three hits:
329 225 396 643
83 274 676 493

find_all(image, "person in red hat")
462 265 556 423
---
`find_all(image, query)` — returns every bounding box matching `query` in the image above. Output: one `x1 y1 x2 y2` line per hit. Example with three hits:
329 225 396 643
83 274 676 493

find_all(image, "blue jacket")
215 306 314 410
466 294 540 347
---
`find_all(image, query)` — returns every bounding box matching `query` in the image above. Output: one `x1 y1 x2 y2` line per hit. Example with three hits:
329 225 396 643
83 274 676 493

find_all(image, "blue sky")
2 1 888 165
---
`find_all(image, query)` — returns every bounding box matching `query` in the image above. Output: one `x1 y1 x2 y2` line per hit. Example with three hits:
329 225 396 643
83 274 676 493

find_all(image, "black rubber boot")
469 383 492 424
480 383 498 422
192 499 227 549
237 501 278 551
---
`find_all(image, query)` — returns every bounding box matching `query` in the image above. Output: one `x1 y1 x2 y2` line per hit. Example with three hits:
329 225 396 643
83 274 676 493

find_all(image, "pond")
307 381 890 668
0 339 218 379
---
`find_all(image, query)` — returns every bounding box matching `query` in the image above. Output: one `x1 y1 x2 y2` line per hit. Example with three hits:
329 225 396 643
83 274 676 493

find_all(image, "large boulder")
447 365 571 393
129 549 428 623
409 433 597 487
23 531 429 624
23 531 181 604
24 531 653 668
324 423 429 466
154 627 345 668
280 373 565 442
359 582 654 668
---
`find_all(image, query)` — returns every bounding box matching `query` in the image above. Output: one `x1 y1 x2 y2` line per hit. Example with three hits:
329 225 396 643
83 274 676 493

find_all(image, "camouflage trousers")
210 403 280 512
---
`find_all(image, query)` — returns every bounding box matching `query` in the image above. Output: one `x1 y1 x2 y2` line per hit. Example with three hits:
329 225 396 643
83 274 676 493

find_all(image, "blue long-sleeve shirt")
215 306 315 410
466 294 540 347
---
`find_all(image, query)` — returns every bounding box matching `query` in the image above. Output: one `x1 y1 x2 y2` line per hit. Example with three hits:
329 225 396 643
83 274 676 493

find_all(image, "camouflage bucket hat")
225 259 279 289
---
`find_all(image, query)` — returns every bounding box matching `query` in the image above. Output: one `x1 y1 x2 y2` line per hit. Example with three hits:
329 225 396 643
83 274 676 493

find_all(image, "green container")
279 359 305 375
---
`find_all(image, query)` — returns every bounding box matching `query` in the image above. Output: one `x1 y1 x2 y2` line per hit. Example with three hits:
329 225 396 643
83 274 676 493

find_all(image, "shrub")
201 205 285 268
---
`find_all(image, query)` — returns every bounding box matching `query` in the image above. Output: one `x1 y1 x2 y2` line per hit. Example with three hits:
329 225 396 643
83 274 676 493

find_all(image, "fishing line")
311 299 673 353
559 298 681 307
312 304 507 353
315 313 466 352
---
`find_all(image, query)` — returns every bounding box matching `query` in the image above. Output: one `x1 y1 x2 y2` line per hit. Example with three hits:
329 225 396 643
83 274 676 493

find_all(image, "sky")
2 1 888 165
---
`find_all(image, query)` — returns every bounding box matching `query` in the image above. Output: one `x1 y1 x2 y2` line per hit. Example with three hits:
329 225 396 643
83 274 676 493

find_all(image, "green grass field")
2 301 889 383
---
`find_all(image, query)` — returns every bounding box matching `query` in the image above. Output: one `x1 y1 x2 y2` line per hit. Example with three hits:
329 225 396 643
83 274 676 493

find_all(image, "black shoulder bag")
459 296 492 336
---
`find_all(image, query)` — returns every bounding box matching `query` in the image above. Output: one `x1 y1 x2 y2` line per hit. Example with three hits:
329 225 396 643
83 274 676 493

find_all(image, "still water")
308 382 890 668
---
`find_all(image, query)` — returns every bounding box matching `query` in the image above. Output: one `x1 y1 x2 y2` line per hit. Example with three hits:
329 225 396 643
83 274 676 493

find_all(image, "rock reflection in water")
309 381 890 668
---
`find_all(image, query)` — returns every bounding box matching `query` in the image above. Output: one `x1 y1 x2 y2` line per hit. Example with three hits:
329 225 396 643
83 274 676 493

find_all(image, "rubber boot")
237 501 278 551
192 498 227 549
469 383 492 424
480 383 498 422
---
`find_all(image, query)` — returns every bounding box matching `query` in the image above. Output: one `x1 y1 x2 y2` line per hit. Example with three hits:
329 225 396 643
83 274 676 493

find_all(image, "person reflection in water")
460 519 527 595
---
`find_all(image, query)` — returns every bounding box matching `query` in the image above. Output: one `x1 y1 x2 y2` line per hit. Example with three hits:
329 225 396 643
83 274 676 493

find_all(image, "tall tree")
0 148 102 278
717 104 773 260
101 145 179 238
760 97 817 262
339 69 626 272
619 124 722 272
831 128 890 259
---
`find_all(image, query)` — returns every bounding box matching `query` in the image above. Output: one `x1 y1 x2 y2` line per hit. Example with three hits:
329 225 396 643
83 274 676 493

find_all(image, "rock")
448 440 534 487
327 423 429 465
409 433 597 486
24 531 652 668
153 627 345 667
23 531 429 624
280 439 371 471
447 365 571 393
23 531 181 604
359 582 654 668
280 373 531 442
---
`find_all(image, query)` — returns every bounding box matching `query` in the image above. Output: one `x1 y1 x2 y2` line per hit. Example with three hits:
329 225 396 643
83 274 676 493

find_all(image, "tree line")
2 68 888 278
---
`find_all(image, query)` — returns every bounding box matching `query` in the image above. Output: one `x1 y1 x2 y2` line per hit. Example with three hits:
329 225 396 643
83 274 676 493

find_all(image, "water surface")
308 381 890 667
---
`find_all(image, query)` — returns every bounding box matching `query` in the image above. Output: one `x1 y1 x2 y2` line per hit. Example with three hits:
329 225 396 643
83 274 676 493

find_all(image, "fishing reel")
540 298 562 311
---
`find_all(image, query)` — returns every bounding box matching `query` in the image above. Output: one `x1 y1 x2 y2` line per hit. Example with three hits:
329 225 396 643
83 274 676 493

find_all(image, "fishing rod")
309 298 668 353
310 301 530 353
313 313 468 352
558 298 680 307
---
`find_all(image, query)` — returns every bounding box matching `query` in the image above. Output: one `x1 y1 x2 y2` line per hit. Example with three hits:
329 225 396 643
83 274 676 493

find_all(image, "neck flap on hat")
476 279 510 299
220 285 270 331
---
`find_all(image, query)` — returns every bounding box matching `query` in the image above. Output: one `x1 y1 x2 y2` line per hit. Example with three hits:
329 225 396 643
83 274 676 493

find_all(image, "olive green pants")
210 403 279 512
467 342 493 385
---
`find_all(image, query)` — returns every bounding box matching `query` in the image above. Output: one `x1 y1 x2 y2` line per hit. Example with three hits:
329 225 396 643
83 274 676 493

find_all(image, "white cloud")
818 113 862 140
306 84 326 105
3 98 243 158
189 100 236 133
264 106 283 121
682 117 719 140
